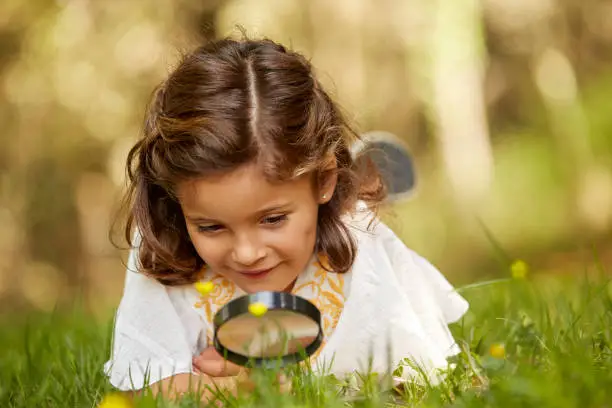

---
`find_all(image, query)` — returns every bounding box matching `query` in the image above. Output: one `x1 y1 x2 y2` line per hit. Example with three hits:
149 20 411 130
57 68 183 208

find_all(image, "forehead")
176 164 314 219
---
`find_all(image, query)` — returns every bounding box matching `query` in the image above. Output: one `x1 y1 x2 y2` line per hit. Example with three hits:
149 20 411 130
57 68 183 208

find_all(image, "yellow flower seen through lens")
195 281 215 296
248 302 268 317
489 343 506 359
98 393 133 408
511 260 529 279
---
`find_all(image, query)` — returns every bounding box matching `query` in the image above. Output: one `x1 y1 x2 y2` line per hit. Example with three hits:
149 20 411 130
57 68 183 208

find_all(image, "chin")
237 274 296 294
240 281 290 294
233 264 298 294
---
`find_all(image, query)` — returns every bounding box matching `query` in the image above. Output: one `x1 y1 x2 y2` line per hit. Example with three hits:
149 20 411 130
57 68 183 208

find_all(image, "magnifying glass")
352 130 417 201
213 291 323 368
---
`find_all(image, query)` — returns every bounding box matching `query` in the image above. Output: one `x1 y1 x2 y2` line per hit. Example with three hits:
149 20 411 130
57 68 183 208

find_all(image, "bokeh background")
1 0 611 316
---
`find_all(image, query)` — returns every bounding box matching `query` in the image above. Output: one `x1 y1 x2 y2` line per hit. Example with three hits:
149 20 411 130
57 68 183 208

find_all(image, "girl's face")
176 163 334 293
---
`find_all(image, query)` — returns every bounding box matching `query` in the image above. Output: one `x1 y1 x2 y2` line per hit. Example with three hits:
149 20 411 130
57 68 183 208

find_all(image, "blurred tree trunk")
531 10 612 234
23 156 87 307
430 0 493 207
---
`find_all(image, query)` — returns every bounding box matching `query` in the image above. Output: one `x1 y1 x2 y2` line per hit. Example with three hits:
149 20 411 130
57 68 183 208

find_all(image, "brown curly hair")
119 36 386 286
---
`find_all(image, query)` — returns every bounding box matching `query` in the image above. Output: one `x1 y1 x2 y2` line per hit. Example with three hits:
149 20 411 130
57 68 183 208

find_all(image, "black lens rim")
212 291 323 367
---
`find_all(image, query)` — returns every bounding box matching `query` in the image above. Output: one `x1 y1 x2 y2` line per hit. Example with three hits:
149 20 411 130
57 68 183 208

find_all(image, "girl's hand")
192 347 243 377
192 347 292 395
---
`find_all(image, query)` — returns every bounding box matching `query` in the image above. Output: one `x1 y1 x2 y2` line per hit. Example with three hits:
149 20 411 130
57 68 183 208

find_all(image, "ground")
1 263 611 408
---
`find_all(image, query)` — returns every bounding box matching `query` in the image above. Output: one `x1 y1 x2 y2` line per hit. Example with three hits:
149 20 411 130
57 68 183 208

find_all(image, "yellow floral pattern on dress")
194 270 237 342
193 254 346 359
292 255 345 339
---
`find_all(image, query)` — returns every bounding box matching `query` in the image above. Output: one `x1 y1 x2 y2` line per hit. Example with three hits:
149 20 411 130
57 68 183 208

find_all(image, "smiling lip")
239 267 274 279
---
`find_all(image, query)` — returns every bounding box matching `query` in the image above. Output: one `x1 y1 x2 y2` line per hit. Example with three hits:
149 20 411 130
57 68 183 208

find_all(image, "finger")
192 347 222 373
193 355 244 377
278 381 292 394
193 355 226 377
192 363 202 374
199 347 219 359
277 373 292 394
208 348 242 369
197 348 243 376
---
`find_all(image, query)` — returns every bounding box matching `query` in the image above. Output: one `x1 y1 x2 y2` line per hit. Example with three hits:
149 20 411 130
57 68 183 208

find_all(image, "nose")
231 232 266 267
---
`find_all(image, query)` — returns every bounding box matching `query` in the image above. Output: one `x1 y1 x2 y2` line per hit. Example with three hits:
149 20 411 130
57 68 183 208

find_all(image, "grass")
1 267 611 407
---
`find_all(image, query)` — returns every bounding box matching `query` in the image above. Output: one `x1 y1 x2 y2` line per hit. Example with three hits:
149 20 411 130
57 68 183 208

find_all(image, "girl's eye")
197 225 223 233
262 214 288 225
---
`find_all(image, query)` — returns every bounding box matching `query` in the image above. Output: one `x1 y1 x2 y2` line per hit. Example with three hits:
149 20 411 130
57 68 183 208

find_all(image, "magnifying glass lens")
217 310 319 358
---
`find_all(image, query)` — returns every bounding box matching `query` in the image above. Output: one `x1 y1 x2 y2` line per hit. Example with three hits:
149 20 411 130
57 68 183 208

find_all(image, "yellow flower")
194 281 215 296
98 393 132 408
489 343 506 359
248 302 268 317
511 260 529 279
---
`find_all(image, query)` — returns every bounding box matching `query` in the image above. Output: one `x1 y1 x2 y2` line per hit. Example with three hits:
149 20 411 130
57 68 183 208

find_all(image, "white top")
104 208 469 391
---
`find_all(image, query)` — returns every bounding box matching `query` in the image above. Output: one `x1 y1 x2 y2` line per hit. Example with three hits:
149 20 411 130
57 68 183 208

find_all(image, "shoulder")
342 203 440 278
119 231 200 323
341 202 404 253
123 227 191 295
342 203 469 323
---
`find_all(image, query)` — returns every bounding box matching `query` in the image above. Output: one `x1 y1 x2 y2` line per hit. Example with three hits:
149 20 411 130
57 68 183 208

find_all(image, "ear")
317 155 338 205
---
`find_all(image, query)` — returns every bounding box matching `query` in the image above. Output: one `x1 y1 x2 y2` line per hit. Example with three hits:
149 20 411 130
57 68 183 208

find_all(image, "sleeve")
376 221 469 377
103 231 203 391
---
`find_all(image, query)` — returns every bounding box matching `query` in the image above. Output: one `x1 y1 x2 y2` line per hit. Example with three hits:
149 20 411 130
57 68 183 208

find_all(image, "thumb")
193 347 243 377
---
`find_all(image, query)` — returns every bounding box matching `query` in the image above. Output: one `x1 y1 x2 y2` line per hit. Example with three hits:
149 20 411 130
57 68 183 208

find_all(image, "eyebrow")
185 202 294 224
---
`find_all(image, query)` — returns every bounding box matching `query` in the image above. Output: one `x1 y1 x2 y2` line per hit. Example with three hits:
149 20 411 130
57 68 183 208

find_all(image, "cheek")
189 233 226 266
273 210 318 258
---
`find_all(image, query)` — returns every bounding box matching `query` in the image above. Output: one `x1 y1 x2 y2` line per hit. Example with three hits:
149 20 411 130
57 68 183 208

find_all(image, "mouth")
238 267 275 280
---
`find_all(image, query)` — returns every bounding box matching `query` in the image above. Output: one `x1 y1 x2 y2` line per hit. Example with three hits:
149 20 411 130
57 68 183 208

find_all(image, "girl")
104 36 469 400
